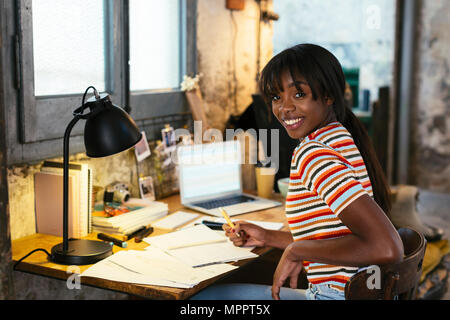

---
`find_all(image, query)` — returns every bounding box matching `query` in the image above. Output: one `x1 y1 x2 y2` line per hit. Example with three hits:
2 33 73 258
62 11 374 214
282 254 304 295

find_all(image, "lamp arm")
62 114 82 252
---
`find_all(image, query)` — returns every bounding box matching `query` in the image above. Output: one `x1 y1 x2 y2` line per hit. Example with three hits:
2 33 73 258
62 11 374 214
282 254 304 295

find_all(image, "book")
92 198 168 236
34 172 78 237
41 161 92 237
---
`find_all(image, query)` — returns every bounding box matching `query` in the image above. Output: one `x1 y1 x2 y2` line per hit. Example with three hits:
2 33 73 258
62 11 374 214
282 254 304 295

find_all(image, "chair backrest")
345 228 426 300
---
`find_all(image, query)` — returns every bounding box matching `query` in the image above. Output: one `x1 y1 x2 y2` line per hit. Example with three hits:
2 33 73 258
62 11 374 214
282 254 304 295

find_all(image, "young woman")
191 44 403 300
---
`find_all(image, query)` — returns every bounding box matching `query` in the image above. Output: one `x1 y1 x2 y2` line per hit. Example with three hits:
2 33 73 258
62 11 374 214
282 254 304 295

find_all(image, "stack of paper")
81 248 237 288
92 198 168 236
144 224 258 267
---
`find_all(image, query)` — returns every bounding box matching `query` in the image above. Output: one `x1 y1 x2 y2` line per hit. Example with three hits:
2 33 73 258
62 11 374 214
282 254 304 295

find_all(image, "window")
11 0 196 163
32 0 106 96
128 0 194 121
129 0 181 91
18 0 123 143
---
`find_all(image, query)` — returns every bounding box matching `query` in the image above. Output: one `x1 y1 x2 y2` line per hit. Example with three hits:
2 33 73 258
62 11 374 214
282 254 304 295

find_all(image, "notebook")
40 161 93 236
177 140 281 217
34 172 78 237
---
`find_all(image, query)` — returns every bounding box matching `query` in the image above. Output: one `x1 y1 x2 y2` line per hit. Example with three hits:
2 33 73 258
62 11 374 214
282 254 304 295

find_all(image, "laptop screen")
177 140 242 202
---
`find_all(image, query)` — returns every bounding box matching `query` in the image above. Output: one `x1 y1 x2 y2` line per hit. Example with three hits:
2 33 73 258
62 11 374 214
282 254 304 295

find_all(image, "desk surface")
12 193 287 300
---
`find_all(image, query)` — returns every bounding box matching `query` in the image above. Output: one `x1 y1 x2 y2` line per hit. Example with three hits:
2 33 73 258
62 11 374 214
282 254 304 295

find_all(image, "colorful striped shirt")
286 122 373 292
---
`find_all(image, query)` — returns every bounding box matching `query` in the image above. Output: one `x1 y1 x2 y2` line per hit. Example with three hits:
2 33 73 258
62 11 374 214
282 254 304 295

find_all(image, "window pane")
32 0 105 96
129 0 181 91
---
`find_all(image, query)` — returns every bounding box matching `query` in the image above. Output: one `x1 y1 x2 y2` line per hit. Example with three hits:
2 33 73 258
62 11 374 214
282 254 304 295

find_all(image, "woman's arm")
283 194 403 266
271 194 404 299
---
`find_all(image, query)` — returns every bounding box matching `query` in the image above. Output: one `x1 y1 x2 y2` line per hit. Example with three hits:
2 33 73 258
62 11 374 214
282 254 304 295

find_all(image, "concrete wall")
410 0 450 192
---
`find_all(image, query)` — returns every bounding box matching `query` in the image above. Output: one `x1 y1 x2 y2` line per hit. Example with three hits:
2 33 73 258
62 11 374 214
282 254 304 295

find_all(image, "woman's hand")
222 221 267 247
272 244 303 300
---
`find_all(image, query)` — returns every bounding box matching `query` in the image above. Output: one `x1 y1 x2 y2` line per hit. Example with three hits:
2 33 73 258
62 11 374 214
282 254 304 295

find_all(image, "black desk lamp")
50 86 142 265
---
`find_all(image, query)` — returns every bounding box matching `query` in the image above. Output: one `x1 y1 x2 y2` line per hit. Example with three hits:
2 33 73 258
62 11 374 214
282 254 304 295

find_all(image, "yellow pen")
219 207 240 237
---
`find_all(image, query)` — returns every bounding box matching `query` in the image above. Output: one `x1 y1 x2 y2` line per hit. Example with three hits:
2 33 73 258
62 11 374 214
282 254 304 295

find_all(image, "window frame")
17 0 125 143
5 0 197 164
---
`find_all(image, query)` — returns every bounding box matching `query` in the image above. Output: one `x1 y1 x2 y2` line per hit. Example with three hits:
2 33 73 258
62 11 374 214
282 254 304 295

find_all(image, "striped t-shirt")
286 122 373 292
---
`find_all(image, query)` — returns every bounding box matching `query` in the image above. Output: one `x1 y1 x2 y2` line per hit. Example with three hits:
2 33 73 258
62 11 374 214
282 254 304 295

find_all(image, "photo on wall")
134 131 151 162
139 176 155 201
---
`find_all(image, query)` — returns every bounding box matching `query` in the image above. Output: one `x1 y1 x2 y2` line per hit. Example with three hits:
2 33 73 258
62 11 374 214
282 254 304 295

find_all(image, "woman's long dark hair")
259 44 391 217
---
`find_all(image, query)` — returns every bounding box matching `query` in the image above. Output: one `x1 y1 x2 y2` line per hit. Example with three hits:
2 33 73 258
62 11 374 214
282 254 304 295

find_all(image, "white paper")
165 241 259 268
81 259 191 288
81 248 237 288
152 211 199 230
142 223 260 268
143 224 227 250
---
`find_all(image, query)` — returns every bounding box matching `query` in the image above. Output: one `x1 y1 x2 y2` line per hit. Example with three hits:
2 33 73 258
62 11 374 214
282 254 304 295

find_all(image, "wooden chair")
345 228 426 300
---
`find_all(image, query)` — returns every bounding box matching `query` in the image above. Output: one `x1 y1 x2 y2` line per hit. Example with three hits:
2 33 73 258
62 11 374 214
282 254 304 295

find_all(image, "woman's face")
271 70 335 140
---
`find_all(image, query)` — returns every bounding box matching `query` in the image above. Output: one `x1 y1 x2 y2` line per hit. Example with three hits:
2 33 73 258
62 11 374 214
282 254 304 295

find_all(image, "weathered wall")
410 0 450 192
197 0 273 130
196 0 274 191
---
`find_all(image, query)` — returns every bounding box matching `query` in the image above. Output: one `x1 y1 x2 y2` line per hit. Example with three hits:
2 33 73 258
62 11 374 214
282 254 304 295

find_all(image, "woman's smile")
282 117 304 130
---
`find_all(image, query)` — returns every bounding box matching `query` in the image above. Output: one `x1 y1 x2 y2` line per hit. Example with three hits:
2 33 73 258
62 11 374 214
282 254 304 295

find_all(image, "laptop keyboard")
192 195 256 210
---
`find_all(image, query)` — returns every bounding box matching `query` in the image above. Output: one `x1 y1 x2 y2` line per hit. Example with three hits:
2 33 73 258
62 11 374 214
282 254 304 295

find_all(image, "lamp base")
51 239 113 265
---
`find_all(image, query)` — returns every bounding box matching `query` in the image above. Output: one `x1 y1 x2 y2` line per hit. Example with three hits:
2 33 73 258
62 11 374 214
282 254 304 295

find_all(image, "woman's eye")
295 92 305 98
271 95 280 102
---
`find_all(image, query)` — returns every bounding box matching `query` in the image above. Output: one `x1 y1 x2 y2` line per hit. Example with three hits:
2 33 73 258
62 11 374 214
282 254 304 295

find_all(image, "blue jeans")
305 283 346 300
189 283 345 300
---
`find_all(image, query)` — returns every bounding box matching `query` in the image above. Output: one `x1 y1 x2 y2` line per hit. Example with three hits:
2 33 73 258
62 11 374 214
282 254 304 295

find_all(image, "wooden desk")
11 193 287 300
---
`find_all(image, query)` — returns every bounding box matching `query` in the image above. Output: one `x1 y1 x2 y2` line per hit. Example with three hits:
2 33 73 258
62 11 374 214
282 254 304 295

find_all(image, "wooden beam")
0 0 14 298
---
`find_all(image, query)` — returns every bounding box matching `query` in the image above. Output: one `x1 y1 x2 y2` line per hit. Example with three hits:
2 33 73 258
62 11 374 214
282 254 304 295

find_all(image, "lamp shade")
84 93 142 157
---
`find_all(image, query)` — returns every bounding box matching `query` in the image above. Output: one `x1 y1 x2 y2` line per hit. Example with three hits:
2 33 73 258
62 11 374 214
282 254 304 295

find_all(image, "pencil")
219 207 240 237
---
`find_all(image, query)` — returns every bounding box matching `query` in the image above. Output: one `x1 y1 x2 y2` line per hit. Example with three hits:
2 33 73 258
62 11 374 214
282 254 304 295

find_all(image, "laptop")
177 140 281 217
